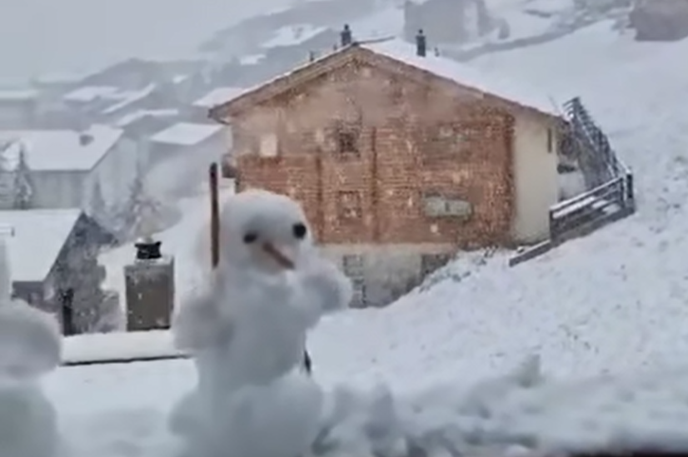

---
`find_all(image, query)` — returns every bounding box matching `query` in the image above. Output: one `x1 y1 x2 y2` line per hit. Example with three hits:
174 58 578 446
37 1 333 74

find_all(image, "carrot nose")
262 242 295 269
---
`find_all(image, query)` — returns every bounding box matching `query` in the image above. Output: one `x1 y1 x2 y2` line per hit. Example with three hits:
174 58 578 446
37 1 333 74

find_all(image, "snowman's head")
0 301 61 387
218 189 314 275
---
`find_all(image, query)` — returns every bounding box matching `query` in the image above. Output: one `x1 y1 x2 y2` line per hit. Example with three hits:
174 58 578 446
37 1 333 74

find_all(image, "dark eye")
243 232 258 244
292 223 307 240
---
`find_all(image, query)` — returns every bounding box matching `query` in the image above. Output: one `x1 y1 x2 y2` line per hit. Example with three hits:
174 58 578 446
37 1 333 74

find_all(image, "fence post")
548 208 557 242
625 172 635 210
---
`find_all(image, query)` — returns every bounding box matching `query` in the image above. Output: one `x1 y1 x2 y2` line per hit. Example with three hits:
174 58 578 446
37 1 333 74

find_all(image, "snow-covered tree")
12 144 33 209
89 179 110 226
114 169 163 241
0 230 11 303
0 140 15 205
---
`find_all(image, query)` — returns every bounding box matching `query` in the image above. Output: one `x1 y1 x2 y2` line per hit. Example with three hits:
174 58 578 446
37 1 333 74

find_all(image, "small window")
421 253 451 277
434 124 466 144
422 193 472 219
342 254 364 277
547 128 553 153
259 133 278 157
337 130 358 154
350 277 367 308
337 191 362 219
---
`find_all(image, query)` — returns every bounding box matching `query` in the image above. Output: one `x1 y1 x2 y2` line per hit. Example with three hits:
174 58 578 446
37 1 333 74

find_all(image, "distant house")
210 32 561 306
78 57 203 90
61 84 161 124
115 109 180 140
404 0 494 45
0 209 116 335
0 90 38 128
0 125 142 214
148 122 224 167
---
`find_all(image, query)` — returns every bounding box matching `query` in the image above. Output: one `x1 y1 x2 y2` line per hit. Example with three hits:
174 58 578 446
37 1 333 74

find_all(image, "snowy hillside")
309 21 688 388
46 17 688 457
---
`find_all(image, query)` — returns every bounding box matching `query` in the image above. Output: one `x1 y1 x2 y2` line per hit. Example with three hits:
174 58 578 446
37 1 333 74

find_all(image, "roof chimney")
340 24 352 47
416 29 427 57
79 133 94 146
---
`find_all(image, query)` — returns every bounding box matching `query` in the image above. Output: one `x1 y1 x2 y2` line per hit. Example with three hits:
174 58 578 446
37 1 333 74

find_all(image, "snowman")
169 189 352 457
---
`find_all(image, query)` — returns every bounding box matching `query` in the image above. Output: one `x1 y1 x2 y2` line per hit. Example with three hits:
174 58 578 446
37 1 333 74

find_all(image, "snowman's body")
0 300 62 457
169 190 352 457
0 382 58 457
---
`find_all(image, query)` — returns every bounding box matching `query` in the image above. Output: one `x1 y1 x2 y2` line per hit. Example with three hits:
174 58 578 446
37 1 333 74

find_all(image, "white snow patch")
62 331 181 365
261 24 327 48
240 54 266 65
150 122 222 146
101 84 156 114
115 109 179 127
62 86 121 102
361 38 560 116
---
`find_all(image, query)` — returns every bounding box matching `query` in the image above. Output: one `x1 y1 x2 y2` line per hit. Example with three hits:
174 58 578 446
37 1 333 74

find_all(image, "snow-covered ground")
47 19 688 456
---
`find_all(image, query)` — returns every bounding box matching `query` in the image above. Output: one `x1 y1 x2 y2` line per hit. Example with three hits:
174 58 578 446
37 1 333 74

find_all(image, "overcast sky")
0 0 296 85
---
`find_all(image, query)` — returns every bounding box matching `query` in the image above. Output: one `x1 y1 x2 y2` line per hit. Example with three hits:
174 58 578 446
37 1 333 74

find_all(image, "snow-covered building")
148 122 225 167
210 32 561 306
0 89 39 128
115 109 180 140
0 125 142 214
0 209 115 334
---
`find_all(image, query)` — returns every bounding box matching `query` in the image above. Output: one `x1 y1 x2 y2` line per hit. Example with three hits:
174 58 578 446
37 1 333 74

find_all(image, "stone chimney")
79 133 94 146
416 29 427 57
340 24 352 47
124 238 175 331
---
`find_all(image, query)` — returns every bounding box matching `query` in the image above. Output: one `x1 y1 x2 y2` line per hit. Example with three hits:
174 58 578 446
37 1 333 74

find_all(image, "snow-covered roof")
150 122 222 146
0 89 38 100
0 209 81 282
193 87 246 108
63 86 121 102
115 109 179 127
261 24 327 48
240 54 265 65
212 38 559 120
0 125 123 171
101 83 156 115
360 38 559 116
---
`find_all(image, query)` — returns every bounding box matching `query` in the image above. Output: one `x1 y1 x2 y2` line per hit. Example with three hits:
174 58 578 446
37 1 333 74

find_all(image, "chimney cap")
135 239 162 260
415 28 427 57
79 132 94 146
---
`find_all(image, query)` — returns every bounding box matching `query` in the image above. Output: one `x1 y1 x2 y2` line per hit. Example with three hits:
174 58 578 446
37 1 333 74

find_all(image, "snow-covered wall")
321 242 454 306
86 136 142 210
510 113 559 243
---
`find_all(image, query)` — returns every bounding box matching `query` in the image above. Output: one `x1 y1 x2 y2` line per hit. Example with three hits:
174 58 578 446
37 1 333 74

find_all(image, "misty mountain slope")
0 0 301 84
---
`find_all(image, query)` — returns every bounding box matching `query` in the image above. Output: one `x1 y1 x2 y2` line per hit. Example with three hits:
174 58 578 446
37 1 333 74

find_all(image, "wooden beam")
209 163 220 268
